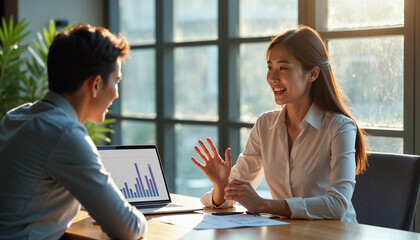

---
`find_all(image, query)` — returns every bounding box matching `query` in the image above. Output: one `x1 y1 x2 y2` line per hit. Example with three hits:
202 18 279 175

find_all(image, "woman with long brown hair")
191 25 367 222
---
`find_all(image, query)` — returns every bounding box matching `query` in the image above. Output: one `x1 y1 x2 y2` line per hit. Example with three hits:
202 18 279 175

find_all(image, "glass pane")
366 136 403 154
236 0 298 38
121 49 156 117
328 36 403 129
174 46 218 121
175 124 218 197
173 0 218 42
326 0 404 30
239 43 278 123
240 127 272 199
119 0 155 44
121 120 156 145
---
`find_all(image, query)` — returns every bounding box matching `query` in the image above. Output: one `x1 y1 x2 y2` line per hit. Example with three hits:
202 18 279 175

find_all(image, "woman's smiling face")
266 43 314 106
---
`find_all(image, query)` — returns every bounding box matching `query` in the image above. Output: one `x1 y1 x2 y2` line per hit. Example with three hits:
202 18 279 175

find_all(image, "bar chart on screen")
99 148 169 201
120 163 160 199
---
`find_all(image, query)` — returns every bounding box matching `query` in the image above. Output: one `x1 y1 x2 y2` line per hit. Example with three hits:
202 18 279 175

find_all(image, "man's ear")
88 75 102 98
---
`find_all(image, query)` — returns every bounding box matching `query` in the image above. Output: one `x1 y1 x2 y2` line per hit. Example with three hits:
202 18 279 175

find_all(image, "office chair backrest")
352 152 420 231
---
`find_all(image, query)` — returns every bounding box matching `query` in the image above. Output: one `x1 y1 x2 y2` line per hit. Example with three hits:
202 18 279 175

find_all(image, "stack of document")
152 213 289 230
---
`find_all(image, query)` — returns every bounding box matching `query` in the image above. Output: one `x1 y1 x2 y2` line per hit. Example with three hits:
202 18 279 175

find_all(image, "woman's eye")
280 67 288 70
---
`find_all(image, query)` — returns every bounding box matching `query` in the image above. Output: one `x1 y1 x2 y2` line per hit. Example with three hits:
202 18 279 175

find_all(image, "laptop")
97 145 203 215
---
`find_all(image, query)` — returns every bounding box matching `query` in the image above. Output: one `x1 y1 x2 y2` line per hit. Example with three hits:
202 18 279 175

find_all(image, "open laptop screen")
98 145 171 206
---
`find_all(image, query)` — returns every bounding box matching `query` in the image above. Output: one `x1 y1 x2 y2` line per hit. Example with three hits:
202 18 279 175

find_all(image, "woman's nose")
270 68 280 81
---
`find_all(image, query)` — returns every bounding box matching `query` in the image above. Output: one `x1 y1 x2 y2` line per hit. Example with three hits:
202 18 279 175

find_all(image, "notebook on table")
97 145 202 215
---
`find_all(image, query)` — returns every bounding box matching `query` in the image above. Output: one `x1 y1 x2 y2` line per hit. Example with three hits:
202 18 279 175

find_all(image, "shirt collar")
272 103 324 131
270 107 285 130
301 103 323 130
43 91 79 123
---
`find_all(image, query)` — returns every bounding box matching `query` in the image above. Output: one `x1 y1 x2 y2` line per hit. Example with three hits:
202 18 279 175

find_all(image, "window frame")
311 0 415 154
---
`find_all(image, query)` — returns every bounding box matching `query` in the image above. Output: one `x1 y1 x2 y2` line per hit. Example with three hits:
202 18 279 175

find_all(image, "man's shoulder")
5 100 73 121
33 102 83 133
1 101 85 141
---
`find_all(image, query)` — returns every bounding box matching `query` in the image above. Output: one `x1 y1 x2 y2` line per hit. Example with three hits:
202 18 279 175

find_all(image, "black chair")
352 152 420 231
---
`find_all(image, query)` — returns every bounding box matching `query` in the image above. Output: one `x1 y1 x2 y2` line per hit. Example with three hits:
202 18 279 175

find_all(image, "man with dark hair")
0 24 147 240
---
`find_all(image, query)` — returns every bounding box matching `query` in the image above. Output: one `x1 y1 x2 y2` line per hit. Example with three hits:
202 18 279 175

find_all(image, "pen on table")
212 211 244 215
246 211 280 219
246 211 258 216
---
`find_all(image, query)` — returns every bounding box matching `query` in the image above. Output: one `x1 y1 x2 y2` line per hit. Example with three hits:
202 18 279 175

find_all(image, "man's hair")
47 23 130 94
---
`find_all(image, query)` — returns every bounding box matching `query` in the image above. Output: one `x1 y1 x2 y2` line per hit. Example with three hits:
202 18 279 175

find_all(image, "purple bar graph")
135 164 146 197
121 187 128 198
145 175 151 197
148 164 159 196
119 162 160 199
149 179 155 197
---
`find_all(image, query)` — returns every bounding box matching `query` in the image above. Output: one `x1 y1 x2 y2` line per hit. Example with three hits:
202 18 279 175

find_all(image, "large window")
317 0 407 154
109 0 418 199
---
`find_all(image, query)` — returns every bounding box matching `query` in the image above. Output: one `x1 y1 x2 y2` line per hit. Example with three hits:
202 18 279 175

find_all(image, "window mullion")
219 0 230 153
156 0 176 192
404 0 415 154
299 0 316 27
415 0 420 156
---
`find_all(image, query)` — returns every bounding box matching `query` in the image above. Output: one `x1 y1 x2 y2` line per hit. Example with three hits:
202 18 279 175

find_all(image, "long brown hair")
266 25 368 174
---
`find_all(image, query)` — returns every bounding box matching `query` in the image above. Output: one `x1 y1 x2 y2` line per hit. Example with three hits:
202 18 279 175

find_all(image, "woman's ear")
88 75 102 98
309 66 320 82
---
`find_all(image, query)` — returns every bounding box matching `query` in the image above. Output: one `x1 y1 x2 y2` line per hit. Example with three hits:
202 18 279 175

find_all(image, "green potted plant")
0 16 115 145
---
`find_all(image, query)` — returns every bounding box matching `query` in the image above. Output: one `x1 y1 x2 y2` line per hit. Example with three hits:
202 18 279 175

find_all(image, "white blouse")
201 103 357 222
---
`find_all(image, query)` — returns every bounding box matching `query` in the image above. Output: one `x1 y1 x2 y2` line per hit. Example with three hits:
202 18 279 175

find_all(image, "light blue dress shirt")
0 92 147 240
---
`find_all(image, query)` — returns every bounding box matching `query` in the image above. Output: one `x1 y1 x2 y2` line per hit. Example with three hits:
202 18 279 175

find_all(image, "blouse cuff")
200 190 235 208
285 197 308 219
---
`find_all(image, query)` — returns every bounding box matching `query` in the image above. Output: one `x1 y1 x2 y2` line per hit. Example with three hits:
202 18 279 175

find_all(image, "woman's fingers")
225 148 231 167
224 185 243 201
229 178 248 185
224 179 251 198
224 180 260 213
194 145 208 162
225 179 246 192
206 138 219 159
198 139 212 159
191 157 205 171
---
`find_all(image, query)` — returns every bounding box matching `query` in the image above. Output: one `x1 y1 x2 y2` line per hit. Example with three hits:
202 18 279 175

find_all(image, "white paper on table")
151 214 289 230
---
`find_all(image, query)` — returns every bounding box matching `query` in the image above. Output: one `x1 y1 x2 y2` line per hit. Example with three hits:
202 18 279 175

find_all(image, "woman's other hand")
224 178 266 214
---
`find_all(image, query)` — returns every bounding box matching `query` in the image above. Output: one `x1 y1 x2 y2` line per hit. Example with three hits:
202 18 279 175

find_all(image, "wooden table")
64 194 420 240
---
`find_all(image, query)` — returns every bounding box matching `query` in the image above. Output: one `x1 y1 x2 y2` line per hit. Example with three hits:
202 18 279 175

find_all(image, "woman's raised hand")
191 137 232 188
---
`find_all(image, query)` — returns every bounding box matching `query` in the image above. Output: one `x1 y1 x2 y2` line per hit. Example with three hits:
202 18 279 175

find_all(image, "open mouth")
274 87 286 94
106 103 113 113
